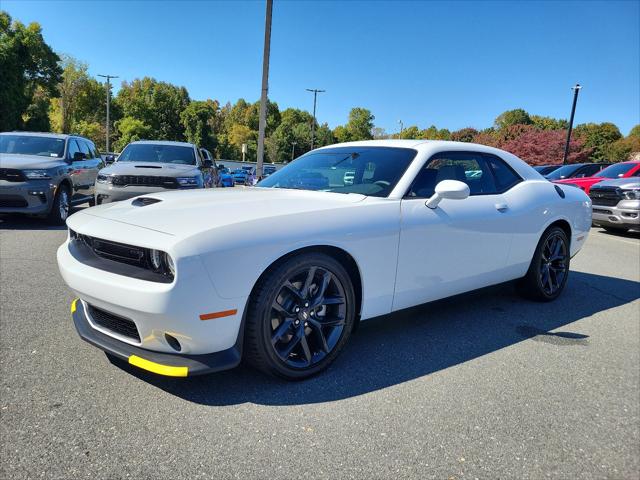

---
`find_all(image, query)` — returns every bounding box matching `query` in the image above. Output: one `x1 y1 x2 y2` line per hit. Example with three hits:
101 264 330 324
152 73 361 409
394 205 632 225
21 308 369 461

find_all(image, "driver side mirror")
426 180 470 209
72 152 85 162
203 159 213 168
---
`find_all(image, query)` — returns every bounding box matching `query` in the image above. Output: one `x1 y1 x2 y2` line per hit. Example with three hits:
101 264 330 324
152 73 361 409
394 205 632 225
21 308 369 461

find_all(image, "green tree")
180 99 219 151
421 125 450 140
345 107 374 140
494 108 532 129
399 125 421 139
113 116 151 151
333 125 350 143
115 77 190 141
629 125 640 138
530 115 568 131
0 11 61 131
574 122 623 162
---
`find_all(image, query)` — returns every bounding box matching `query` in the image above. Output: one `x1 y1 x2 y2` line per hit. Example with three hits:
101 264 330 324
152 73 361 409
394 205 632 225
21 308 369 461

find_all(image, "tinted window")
407 151 498 198
118 143 196 165
545 164 582 180
0 135 66 158
259 147 417 197
67 139 81 159
77 140 91 159
485 154 522 191
594 162 637 178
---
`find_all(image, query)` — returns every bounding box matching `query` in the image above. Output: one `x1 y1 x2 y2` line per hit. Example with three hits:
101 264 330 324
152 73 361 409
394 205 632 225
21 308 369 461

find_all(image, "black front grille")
0 168 26 182
72 231 147 268
0 195 28 208
589 187 621 207
112 175 178 189
87 304 140 342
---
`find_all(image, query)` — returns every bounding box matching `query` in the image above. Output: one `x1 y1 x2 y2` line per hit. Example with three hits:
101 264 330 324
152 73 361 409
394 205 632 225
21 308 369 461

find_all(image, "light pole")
306 88 325 149
398 119 404 138
562 83 582 165
256 0 273 179
291 141 297 161
97 74 118 153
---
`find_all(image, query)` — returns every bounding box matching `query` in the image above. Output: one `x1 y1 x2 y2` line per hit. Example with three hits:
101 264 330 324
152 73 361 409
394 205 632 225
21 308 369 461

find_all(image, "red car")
553 160 640 194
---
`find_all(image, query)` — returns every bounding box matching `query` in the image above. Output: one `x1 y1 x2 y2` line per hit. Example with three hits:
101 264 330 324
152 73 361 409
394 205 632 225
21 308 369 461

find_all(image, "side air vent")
132 197 162 207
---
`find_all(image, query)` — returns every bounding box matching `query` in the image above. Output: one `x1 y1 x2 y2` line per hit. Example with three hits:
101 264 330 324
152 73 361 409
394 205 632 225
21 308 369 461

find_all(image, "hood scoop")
131 197 162 207
134 165 162 169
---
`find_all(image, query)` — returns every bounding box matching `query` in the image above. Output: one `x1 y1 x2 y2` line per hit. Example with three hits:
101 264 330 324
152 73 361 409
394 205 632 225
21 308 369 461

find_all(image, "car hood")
590 178 640 190
0 153 64 170
78 187 367 237
553 177 604 186
100 162 199 177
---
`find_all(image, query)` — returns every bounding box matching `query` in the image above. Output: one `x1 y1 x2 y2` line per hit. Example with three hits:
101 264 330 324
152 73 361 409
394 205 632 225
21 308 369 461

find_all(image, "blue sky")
4 0 639 134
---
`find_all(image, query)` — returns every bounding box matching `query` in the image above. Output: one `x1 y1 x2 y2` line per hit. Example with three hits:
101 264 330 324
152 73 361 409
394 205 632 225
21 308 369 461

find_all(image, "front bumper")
95 184 198 204
71 299 241 376
0 180 53 214
592 201 640 228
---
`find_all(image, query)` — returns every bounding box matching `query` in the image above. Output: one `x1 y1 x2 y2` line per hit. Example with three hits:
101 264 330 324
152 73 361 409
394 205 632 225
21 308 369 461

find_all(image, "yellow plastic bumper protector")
128 355 188 377
71 299 78 313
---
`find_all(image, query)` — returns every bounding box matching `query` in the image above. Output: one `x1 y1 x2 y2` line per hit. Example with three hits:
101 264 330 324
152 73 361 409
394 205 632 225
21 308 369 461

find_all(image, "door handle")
495 203 509 212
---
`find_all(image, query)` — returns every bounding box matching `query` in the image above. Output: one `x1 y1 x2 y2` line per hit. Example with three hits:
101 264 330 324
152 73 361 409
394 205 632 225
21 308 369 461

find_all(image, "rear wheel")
47 184 70 225
517 226 570 302
244 252 355 380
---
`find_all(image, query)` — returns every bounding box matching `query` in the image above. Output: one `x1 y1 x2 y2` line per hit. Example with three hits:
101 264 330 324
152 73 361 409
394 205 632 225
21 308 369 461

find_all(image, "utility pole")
398 119 404 138
306 88 325 149
97 74 118 153
562 84 582 165
291 141 297 161
256 0 273 179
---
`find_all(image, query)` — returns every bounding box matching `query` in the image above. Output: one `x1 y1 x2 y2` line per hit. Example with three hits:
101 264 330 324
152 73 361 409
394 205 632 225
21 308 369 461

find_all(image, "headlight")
23 169 51 179
96 174 113 184
176 176 199 187
148 249 175 278
622 189 640 200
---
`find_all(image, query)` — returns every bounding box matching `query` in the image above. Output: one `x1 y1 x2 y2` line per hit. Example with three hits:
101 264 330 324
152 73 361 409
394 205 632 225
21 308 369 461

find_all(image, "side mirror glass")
203 159 213 168
426 180 470 209
105 154 115 164
72 151 85 162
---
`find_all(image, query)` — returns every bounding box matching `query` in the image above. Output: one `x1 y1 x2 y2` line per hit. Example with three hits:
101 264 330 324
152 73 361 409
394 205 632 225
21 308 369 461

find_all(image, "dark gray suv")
0 132 103 224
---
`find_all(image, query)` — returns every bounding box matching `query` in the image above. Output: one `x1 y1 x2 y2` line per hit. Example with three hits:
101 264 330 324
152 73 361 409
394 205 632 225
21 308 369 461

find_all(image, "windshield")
594 162 636 178
0 135 65 158
545 164 582 180
117 143 196 165
258 147 417 197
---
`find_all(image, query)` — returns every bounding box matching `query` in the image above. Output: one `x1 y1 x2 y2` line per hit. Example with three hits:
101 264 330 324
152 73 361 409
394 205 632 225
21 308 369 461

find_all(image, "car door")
66 139 88 202
82 140 103 196
393 151 522 311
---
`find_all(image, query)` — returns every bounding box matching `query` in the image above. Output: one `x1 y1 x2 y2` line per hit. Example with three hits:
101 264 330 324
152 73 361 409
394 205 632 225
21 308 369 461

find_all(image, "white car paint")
57 140 592 357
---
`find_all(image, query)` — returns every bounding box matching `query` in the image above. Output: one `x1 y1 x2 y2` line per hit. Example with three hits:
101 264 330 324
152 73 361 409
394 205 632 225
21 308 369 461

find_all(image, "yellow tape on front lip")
128 355 188 377
71 299 78 313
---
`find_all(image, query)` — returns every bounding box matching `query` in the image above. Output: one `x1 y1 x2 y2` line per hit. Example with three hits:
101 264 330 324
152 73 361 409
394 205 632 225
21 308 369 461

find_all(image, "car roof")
0 131 82 140
130 140 196 147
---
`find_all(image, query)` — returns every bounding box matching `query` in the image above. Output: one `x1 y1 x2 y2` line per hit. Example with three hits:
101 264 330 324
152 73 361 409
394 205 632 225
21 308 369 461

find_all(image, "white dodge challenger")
57 140 592 380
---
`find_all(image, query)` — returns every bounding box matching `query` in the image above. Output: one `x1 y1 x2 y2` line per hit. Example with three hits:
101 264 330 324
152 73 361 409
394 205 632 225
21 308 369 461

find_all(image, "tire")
46 184 70 225
88 197 96 207
517 226 570 302
244 252 356 380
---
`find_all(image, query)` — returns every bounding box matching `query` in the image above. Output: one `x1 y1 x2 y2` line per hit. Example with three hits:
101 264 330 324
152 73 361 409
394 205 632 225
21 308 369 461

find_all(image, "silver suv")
589 177 640 232
94 140 214 204
0 131 103 224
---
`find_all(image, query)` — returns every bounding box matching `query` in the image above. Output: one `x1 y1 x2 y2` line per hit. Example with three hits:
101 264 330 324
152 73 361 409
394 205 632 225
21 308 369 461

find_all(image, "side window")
632 168 640 177
77 139 91 159
407 151 497 198
581 165 601 177
67 139 81 160
484 154 522 192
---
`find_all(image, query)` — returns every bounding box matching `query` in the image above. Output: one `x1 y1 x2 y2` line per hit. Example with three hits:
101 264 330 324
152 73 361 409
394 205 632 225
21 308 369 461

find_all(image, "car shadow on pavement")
0 208 84 231
114 271 640 406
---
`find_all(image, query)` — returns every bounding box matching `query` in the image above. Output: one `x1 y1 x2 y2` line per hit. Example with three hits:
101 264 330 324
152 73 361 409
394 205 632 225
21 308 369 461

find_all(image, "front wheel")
517 226 570 302
244 252 356 380
46 184 70 225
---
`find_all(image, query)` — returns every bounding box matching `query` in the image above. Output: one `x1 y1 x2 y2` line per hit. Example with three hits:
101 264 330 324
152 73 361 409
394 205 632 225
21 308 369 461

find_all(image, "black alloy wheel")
244 252 355 380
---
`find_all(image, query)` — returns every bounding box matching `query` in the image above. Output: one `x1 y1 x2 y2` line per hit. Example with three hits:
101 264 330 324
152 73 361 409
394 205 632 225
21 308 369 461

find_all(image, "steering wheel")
374 180 391 188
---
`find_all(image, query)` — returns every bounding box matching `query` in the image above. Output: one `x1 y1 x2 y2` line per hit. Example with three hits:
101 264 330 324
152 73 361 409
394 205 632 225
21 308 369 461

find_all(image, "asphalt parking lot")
1 212 638 480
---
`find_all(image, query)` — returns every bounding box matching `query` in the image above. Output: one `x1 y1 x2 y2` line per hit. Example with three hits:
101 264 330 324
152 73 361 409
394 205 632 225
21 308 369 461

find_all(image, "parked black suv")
0 132 104 224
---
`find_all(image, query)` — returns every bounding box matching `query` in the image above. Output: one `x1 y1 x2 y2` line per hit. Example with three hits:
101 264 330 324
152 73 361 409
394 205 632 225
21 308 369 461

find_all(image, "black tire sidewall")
529 226 570 301
248 252 356 380
47 184 70 225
